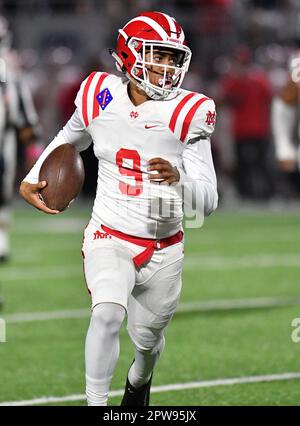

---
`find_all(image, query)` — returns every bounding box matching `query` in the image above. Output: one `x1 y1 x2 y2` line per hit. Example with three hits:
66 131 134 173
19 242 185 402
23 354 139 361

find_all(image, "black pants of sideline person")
234 138 275 200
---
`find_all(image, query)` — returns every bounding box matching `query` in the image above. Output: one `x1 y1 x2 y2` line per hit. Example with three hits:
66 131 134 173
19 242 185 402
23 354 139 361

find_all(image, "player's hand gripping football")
148 157 180 185
19 181 60 215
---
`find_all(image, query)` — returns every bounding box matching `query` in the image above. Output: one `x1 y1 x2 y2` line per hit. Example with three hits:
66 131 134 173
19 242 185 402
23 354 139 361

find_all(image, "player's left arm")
178 135 218 216
148 98 218 216
181 99 218 216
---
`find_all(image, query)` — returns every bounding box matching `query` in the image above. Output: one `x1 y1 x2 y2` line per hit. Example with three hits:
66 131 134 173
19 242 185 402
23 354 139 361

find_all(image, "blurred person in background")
271 48 300 197
219 45 275 200
0 15 40 311
0 15 39 262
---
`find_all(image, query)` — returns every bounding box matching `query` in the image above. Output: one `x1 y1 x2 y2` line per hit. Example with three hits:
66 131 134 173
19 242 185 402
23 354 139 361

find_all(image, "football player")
271 56 300 195
20 12 218 406
0 15 39 263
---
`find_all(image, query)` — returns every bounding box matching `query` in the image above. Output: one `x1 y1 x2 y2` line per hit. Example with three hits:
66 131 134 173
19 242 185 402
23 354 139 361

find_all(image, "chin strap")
125 70 168 100
109 49 126 73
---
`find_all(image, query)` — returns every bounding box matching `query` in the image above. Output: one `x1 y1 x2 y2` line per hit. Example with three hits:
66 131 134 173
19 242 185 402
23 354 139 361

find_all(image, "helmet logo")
167 37 181 44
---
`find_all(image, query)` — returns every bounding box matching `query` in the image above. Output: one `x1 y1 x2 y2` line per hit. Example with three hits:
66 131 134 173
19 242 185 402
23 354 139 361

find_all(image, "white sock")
128 337 165 388
0 228 9 257
85 302 125 406
0 208 10 257
86 375 112 406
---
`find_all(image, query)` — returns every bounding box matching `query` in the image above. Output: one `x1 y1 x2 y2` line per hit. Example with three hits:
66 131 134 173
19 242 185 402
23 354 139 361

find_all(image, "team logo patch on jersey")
96 88 113 110
205 110 216 126
130 111 139 119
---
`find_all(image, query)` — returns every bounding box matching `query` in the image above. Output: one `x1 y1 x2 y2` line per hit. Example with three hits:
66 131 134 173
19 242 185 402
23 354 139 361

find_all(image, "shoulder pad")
168 90 215 143
75 71 114 127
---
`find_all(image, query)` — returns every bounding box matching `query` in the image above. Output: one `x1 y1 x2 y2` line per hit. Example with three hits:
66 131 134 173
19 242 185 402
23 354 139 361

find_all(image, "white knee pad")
91 303 125 335
128 321 166 353
151 335 165 355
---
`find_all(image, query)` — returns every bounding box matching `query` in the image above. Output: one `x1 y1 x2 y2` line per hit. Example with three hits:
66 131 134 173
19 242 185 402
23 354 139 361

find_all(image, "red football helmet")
111 11 192 100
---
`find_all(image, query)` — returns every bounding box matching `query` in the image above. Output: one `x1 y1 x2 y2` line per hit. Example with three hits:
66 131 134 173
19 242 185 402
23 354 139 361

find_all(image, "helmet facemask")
117 31 192 100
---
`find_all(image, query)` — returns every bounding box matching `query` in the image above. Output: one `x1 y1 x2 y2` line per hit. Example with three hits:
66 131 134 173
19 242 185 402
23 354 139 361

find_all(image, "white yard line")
0 265 82 281
1 254 300 281
1 372 300 406
3 296 300 324
187 233 300 243
176 296 300 312
3 308 90 323
184 254 300 269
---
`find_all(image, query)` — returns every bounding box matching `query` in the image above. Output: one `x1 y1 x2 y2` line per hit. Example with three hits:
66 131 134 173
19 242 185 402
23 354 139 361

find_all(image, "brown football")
39 144 85 211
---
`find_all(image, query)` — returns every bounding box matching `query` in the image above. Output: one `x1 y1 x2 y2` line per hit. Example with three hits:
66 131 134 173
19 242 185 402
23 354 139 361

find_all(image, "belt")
101 225 183 267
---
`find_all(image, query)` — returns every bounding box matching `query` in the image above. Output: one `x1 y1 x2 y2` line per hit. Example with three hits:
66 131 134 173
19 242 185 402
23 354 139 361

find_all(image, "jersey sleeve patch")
188 99 217 141
168 92 211 143
75 71 109 127
96 88 113 111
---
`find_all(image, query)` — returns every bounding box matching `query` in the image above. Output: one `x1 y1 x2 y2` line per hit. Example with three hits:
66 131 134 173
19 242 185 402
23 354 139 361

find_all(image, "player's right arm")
19 73 97 213
20 113 91 214
19 109 91 213
20 71 112 213
271 78 299 172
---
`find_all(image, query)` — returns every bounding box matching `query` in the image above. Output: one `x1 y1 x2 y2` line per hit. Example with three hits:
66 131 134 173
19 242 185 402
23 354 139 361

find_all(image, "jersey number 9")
116 148 143 196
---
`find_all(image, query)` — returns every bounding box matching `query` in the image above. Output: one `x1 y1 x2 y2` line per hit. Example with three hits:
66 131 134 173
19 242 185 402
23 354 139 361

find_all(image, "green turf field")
0 204 300 406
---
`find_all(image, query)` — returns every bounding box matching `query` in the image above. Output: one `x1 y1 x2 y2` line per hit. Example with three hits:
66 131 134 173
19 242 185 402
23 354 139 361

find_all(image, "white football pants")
82 221 184 405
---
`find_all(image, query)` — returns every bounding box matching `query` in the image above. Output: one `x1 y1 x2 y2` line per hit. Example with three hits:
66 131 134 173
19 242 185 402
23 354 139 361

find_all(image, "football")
39 143 85 211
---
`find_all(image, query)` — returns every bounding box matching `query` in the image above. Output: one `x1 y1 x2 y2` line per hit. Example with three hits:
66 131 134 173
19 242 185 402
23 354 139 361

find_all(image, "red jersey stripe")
92 72 109 119
180 97 210 142
169 92 196 133
82 71 96 127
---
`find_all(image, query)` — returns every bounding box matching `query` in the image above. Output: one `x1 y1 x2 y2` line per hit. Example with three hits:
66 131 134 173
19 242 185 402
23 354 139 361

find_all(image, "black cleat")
120 373 153 406
0 254 9 263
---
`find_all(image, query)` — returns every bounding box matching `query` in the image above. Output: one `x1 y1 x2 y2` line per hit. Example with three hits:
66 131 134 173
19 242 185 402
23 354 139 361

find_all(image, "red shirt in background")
221 69 272 140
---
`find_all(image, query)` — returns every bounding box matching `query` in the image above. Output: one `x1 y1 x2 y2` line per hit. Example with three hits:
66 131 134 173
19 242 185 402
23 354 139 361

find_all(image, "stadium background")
0 0 300 406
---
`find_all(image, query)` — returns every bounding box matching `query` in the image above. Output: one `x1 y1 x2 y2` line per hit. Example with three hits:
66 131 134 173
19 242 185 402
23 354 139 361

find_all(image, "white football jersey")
24 71 217 238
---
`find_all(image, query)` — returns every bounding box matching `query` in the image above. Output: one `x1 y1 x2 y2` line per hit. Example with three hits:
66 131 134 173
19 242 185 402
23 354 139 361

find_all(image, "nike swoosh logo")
145 124 159 129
